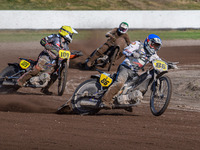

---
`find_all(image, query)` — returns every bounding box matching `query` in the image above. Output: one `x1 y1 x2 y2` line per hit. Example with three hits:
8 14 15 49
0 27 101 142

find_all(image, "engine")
117 90 143 105
29 73 50 87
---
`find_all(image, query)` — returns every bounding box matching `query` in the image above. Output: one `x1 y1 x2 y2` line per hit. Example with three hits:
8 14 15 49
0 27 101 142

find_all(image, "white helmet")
118 22 129 34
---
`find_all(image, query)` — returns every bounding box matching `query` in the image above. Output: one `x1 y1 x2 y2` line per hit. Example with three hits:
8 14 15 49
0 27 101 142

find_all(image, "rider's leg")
40 73 57 95
17 66 40 86
101 65 128 109
17 53 49 86
87 44 109 67
37 55 56 95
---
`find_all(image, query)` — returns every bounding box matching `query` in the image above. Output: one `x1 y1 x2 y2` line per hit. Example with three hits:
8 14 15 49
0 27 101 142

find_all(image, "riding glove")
131 52 140 58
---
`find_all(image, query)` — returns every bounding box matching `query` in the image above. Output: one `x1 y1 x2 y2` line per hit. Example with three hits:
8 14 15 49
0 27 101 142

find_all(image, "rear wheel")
0 65 20 94
71 79 102 115
150 76 172 116
58 61 68 96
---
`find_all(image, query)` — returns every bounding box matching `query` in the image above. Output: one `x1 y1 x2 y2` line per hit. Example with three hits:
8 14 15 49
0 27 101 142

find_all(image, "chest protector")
129 44 148 70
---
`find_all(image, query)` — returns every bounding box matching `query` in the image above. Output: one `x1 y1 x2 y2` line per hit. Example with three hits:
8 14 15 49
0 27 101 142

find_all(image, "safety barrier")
0 10 200 29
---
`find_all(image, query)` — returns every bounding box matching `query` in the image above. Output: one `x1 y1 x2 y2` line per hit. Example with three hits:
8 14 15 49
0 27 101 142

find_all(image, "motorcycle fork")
153 72 162 97
57 59 66 80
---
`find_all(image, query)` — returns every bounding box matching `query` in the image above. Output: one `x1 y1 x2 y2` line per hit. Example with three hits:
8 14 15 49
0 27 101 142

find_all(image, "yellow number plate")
59 50 71 59
153 60 168 72
99 73 113 87
19 60 31 69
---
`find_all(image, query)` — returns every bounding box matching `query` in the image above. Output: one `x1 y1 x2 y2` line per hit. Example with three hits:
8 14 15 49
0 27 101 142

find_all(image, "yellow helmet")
58 26 78 43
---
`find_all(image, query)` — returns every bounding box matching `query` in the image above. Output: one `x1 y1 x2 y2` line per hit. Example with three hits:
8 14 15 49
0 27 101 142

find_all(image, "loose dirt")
0 38 199 150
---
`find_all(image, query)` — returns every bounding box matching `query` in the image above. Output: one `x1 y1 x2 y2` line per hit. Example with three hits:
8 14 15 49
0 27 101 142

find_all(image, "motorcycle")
83 37 128 71
57 59 178 116
0 50 83 96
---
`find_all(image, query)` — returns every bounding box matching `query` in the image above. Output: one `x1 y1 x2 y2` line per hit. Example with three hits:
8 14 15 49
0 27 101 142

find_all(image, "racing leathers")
87 28 131 67
101 41 161 109
18 34 70 94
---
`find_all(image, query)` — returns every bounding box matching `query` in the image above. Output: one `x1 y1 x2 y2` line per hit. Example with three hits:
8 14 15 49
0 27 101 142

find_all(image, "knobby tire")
150 75 172 116
57 61 68 96
71 79 102 115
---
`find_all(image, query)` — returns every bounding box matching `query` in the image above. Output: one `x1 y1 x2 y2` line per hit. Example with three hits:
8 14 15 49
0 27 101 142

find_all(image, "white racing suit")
101 41 161 107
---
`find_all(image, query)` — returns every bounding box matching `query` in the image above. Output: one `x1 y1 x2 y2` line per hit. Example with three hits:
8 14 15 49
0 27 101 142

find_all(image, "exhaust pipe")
80 99 99 108
2 81 17 86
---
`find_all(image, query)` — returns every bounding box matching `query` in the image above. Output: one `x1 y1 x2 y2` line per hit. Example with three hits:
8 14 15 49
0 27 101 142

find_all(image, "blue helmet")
144 34 162 55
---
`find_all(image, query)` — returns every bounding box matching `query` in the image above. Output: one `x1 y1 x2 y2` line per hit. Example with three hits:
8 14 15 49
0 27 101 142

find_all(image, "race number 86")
101 78 110 86
156 63 166 69
100 73 113 87
153 60 168 71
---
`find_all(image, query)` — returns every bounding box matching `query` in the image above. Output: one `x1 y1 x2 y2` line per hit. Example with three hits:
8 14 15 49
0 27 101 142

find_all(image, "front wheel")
150 75 172 116
57 60 68 96
71 79 102 115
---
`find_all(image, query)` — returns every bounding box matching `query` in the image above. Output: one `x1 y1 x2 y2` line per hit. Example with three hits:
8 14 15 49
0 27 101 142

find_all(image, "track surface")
0 38 200 150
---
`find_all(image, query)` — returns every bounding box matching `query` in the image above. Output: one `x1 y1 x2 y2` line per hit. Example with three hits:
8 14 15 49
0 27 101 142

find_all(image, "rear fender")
19 58 37 65
91 75 100 80
70 50 83 59
8 63 21 70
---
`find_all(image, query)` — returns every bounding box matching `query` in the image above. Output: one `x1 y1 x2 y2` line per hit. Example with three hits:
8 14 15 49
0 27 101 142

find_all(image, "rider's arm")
123 34 131 46
105 28 117 39
40 35 54 50
40 34 60 51
123 46 133 56
123 42 140 57
40 37 48 47
149 53 162 62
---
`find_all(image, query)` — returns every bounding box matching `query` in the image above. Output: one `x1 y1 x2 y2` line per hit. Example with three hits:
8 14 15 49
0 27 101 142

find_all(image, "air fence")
0 10 200 29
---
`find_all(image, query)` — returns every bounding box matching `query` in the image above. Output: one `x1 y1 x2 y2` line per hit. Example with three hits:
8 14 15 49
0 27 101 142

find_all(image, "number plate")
19 60 31 69
153 60 168 72
59 50 71 59
99 73 113 87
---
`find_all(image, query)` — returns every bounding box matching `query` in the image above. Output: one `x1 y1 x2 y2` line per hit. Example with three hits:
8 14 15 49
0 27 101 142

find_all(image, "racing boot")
79 62 91 70
86 57 96 68
17 66 40 86
101 80 124 109
100 101 113 109
40 88 53 95
40 73 57 95
87 50 104 68
100 95 113 109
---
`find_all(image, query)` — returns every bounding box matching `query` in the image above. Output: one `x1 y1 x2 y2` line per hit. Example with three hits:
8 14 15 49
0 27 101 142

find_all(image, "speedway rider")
86 22 131 68
17 26 78 95
101 34 162 109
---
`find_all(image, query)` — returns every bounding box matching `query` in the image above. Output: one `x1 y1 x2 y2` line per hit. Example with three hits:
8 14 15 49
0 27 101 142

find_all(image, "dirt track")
0 38 200 150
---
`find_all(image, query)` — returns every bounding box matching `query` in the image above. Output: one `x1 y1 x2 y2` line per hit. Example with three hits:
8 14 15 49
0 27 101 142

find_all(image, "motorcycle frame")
1 56 69 88
91 67 168 102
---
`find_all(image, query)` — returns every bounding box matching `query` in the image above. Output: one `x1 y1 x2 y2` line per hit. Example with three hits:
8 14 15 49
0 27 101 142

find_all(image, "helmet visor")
150 42 161 51
119 27 127 32
69 33 73 39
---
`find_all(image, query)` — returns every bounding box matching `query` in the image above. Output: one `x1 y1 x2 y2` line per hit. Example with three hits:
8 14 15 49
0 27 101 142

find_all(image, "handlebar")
168 62 179 69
